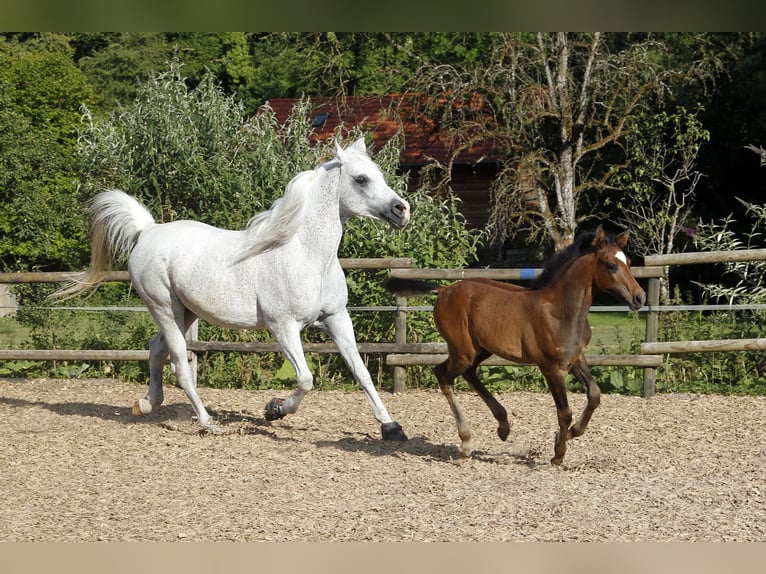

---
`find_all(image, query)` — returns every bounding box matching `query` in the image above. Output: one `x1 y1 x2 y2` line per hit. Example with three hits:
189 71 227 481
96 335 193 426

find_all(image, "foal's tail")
52 189 155 299
382 277 441 297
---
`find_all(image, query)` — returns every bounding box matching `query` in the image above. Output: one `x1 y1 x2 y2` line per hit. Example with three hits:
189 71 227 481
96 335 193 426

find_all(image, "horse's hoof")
200 423 224 435
132 398 152 417
381 421 408 441
264 397 286 421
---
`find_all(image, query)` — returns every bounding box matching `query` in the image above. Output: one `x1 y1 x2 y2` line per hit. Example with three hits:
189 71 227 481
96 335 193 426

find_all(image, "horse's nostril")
389 200 410 227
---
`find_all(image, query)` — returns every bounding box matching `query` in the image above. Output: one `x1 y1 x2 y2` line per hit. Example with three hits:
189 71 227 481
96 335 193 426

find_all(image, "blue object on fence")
520 268 537 280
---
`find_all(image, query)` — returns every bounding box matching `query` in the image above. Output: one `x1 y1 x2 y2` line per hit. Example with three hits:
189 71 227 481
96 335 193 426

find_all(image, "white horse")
55 138 410 440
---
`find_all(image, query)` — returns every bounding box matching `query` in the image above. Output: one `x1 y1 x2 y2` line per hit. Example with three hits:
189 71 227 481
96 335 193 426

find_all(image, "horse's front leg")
322 310 407 441
542 366 573 465
265 321 314 420
567 354 601 440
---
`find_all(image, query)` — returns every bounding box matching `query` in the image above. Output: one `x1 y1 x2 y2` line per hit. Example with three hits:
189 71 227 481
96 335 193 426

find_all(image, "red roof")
265 94 499 167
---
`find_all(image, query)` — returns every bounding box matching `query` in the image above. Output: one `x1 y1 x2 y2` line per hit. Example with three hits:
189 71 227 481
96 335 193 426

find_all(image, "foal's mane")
530 229 613 290
239 168 318 259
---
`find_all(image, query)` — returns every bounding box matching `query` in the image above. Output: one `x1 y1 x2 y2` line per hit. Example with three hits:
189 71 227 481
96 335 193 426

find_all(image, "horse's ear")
335 140 347 163
349 137 367 154
592 225 606 248
616 230 629 248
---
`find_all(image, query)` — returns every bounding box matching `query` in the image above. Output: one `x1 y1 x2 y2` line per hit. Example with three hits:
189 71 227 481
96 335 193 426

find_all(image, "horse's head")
333 138 410 229
591 227 646 311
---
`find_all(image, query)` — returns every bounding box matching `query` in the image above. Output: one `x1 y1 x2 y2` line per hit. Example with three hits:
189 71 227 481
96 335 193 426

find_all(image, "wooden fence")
2 249 766 398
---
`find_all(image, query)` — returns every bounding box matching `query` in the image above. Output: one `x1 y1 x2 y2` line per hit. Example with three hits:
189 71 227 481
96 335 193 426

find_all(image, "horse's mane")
238 169 317 260
530 229 610 290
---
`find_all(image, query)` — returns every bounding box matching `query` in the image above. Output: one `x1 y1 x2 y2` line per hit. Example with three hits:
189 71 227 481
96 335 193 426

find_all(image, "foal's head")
588 227 645 310
533 226 646 311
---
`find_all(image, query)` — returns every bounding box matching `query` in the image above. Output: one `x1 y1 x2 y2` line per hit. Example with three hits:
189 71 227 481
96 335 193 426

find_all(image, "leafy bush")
655 303 766 394
649 201 766 395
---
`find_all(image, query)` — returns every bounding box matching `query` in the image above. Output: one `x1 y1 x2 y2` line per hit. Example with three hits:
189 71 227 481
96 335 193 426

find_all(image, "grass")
0 316 30 348
587 311 646 354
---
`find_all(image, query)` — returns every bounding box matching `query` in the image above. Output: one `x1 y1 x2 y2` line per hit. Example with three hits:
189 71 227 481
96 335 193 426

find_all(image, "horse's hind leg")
462 351 511 442
566 355 601 440
132 332 168 416
146 301 218 431
435 358 473 458
133 311 198 417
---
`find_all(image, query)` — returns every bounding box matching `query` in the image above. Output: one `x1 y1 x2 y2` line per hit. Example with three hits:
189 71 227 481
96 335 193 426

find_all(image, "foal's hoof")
264 397 286 421
381 421 408 441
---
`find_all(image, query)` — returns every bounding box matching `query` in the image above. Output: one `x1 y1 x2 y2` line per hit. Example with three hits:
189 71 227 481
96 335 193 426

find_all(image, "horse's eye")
354 175 369 186
606 262 618 273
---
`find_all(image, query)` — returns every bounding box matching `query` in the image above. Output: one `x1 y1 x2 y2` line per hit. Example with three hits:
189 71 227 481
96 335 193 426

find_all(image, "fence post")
393 294 407 393
643 277 660 397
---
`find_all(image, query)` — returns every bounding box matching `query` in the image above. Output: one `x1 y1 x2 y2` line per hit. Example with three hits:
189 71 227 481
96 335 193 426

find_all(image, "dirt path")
1 378 763 541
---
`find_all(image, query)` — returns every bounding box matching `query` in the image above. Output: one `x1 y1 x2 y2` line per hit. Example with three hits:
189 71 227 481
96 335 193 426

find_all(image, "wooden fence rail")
637 248 766 396
2 250 765 397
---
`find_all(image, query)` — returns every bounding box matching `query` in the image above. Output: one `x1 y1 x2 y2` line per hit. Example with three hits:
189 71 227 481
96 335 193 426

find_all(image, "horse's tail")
382 277 441 297
52 189 155 299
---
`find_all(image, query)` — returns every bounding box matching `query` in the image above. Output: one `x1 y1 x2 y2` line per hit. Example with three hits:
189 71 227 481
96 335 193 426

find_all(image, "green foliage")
0 35 93 271
246 33 492 103
693 200 766 305
656 304 765 394
70 33 175 111
653 198 766 395
610 106 709 260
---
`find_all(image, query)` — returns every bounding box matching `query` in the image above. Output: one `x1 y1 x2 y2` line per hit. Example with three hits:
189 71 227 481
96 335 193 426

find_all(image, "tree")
0 34 93 270
697 33 766 226
693 144 766 309
610 107 710 302
246 33 491 102
77 59 290 231
69 33 173 111
413 32 713 251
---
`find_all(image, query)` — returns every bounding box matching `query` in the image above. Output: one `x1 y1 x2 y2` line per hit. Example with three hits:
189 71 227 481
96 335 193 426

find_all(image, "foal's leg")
541 366 573 465
462 350 511 441
435 357 474 458
321 310 407 441
567 354 601 440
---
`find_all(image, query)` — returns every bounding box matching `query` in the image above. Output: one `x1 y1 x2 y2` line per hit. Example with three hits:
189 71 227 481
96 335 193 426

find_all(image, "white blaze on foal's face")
615 251 627 266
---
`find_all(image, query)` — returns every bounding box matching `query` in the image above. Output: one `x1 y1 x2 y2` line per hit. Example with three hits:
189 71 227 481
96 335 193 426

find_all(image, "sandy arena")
1 377 763 542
